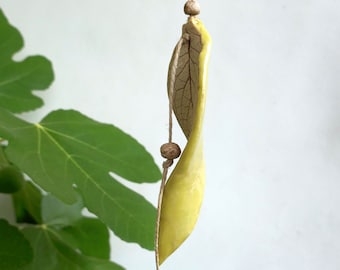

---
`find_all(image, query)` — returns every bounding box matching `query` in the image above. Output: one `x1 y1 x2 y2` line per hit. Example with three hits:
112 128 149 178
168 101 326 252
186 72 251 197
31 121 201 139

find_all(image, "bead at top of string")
184 0 201 17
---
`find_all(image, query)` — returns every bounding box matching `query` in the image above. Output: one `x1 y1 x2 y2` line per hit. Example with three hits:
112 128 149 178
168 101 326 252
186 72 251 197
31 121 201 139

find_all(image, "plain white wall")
1 1 340 269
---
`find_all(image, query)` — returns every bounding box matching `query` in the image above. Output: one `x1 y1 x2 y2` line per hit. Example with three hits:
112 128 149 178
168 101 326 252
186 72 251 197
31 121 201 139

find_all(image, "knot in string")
162 159 173 169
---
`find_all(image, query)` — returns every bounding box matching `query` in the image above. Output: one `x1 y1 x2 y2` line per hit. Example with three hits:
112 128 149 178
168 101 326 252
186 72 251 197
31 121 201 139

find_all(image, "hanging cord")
155 35 184 270
155 1 201 269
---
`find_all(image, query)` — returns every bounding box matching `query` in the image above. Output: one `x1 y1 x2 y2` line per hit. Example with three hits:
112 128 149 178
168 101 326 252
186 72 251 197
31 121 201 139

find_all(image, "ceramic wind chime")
155 0 211 268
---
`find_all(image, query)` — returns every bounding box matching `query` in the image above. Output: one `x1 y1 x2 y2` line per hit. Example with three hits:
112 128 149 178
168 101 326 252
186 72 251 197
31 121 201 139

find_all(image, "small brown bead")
184 0 200 16
160 143 181 160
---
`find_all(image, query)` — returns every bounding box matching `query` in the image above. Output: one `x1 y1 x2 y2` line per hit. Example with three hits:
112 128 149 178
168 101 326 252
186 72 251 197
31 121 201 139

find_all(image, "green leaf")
22 226 124 270
0 109 160 249
0 164 25 193
0 219 33 269
12 181 43 224
41 194 110 259
0 146 25 194
42 194 83 226
0 9 54 113
0 10 23 64
16 193 117 268
55 218 110 260
39 110 161 183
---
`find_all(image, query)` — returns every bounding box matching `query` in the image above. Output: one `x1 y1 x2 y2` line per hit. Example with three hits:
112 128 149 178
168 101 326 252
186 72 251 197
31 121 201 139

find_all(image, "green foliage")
19 193 124 270
0 9 54 113
0 108 159 249
0 7 161 269
12 181 42 224
22 225 124 270
0 219 33 270
0 146 25 193
0 165 24 193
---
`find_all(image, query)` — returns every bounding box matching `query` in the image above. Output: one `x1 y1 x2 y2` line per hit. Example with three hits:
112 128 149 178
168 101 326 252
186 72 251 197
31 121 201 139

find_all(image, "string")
155 35 186 270
155 1 200 268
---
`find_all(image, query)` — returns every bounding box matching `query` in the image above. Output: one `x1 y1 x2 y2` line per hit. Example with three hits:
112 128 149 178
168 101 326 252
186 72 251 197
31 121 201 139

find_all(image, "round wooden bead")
160 143 181 160
184 0 200 16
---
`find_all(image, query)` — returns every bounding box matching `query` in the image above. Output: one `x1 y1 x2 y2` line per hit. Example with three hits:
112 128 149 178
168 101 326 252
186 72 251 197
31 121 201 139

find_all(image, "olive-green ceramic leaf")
158 17 211 265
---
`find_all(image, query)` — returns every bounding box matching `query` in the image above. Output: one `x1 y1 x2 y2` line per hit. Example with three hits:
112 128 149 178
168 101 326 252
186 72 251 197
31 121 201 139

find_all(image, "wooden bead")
184 0 200 16
160 143 181 160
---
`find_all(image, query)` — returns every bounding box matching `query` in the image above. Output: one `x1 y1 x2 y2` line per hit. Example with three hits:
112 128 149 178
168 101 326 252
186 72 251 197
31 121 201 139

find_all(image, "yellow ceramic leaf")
158 17 211 265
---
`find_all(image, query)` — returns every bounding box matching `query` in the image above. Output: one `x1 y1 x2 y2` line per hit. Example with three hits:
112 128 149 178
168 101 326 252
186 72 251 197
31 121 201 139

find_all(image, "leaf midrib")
36 125 149 231
0 63 44 88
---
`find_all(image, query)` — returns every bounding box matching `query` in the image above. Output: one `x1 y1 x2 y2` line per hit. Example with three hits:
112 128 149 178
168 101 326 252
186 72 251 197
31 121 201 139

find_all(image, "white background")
1 1 340 269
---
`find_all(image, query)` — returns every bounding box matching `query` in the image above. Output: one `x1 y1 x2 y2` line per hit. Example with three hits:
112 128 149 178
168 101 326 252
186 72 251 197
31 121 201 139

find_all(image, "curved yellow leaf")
158 17 211 265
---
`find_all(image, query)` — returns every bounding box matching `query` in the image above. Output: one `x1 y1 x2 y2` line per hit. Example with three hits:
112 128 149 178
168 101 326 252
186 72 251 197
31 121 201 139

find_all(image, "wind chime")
155 0 211 268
